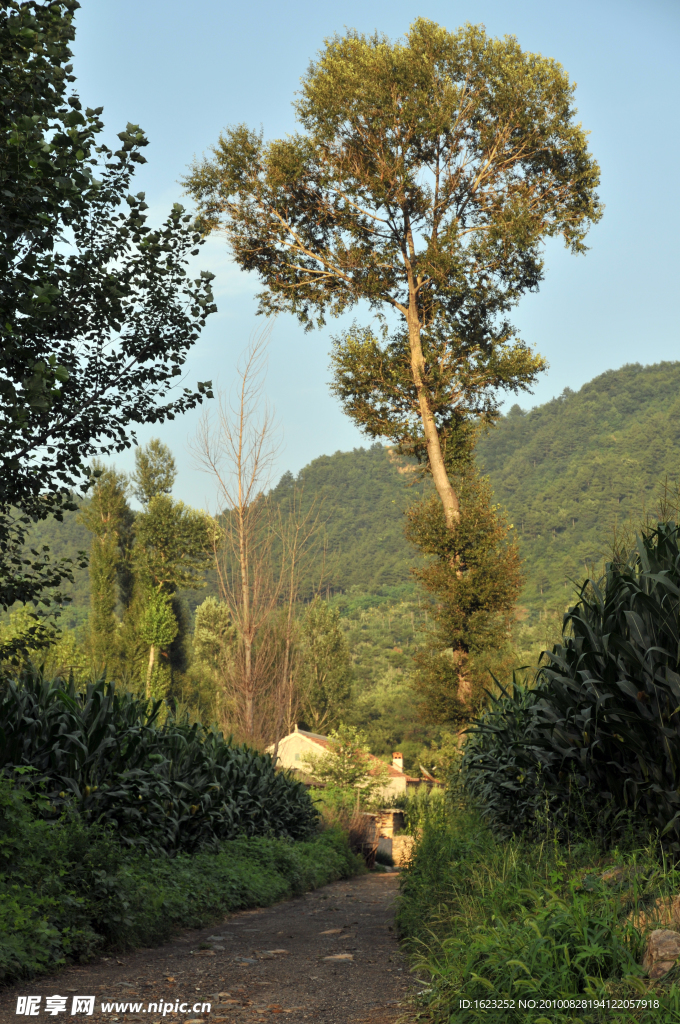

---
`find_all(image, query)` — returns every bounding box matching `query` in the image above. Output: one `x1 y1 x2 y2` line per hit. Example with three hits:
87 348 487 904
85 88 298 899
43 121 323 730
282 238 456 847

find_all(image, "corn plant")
0 672 317 854
464 522 680 848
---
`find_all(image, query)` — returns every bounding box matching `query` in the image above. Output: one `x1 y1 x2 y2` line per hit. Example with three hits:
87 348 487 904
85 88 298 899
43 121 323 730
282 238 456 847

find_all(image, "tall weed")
398 802 680 1023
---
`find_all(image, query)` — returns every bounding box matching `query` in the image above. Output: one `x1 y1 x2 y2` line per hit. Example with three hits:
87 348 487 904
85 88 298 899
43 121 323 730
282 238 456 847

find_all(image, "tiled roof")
293 729 420 782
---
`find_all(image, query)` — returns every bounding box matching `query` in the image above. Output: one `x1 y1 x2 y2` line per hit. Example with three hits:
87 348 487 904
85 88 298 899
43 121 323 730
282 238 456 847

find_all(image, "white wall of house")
268 727 419 799
271 729 326 770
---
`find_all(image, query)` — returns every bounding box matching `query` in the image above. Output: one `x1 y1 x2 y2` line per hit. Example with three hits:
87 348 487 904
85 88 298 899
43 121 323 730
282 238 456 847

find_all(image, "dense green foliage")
269 445 426 596
13 505 91 623
398 802 680 1023
477 361 680 615
20 361 680 626
330 321 543 471
13 444 424 615
301 724 388 794
464 521 680 850
0 1 214 647
0 673 318 854
405 472 523 724
10 363 680 766
331 587 445 770
298 597 352 731
78 466 133 673
0 775 359 982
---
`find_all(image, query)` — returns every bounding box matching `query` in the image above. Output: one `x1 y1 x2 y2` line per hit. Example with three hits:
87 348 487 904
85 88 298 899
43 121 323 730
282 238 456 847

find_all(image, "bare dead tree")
192 325 283 744
271 485 325 759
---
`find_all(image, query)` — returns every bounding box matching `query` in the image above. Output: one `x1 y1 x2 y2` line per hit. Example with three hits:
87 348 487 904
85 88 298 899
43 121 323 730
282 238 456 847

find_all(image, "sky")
70 0 680 508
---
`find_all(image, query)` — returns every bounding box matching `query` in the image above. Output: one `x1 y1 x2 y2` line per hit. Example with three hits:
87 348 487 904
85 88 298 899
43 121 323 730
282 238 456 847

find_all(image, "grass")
397 799 680 1023
0 778 362 983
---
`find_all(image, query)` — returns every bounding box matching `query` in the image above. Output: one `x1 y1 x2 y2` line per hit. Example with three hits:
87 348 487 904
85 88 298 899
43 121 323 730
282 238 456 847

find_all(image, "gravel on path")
1 872 416 1024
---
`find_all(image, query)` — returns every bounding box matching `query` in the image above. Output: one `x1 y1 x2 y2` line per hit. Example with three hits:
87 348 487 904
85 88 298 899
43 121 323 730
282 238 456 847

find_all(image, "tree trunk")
407 308 460 528
244 636 254 738
272 626 292 765
146 644 156 699
272 631 292 762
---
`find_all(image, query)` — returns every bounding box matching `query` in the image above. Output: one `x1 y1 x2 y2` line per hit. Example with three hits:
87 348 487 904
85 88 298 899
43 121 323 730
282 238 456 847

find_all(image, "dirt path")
2 873 416 1024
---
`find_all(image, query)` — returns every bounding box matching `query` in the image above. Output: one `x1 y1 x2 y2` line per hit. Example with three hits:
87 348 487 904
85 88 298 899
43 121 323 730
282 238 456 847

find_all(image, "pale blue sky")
71 0 680 507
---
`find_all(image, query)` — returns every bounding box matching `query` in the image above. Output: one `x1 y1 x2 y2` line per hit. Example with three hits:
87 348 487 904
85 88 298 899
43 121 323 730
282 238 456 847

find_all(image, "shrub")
0 672 318 853
464 522 680 848
0 777 123 980
0 773 359 982
396 801 680 1024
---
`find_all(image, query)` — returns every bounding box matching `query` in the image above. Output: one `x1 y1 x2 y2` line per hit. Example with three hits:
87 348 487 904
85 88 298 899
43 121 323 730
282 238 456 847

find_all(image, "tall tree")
78 465 132 673
193 596 235 672
134 496 215 595
404 474 523 723
138 590 179 699
184 18 600 529
0 0 215 659
330 320 543 473
192 595 236 718
193 330 283 743
271 482 324 753
131 438 177 507
299 598 353 732
330 320 526 722
133 495 215 695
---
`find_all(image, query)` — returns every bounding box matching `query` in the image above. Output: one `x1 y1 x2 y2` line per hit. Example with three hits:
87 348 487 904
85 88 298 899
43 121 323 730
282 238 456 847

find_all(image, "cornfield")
0 672 318 854
464 522 680 849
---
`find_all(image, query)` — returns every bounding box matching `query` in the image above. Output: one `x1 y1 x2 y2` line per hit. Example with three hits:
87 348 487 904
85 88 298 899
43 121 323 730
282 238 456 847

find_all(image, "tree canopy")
131 438 177 507
134 496 215 595
184 18 600 527
299 597 353 731
0 0 216 655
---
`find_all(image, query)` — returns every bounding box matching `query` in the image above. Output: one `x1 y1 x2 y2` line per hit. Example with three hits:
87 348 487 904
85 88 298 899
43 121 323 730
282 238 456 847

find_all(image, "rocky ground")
2 873 417 1024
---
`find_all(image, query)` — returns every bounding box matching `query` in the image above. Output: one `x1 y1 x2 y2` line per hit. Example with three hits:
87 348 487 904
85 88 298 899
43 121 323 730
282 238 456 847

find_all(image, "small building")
268 727 422 798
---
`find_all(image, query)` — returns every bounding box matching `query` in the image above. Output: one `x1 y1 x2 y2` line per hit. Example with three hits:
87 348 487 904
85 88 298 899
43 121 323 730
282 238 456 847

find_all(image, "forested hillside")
23 507 91 624
19 361 680 625
269 445 428 597
477 361 680 615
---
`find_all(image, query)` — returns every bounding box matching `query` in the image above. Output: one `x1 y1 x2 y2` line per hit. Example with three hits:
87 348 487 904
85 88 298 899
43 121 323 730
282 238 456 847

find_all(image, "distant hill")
476 361 680 615
20 500 91 627
15 361 680 623
268 444 427 598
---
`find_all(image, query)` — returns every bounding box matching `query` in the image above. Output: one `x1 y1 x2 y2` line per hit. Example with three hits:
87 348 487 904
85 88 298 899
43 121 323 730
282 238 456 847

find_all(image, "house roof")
289 729 421 782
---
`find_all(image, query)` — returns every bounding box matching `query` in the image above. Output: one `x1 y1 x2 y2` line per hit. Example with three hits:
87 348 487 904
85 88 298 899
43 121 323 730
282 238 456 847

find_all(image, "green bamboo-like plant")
464 522 680 848
0 672 318 854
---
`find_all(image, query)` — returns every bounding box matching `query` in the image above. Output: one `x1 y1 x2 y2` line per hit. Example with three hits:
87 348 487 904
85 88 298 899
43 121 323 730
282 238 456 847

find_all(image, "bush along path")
0 674 318 855
0 872 414 1024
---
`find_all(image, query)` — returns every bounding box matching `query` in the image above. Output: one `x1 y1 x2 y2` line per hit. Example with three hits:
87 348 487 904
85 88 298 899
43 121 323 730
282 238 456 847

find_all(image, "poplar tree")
404 476 523 723
184 18 601 529
139 591 179 699
131 438 177 506
134 495 215 696
299 598 353 732
78 465 132 673
0 1 215 660
330 320 526 722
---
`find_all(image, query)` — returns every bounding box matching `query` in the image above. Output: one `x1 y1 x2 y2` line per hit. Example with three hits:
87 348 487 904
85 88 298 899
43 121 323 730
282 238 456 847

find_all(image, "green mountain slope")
477 361 680 616
269 444 426 598
14 361 680 626
18 502 91 627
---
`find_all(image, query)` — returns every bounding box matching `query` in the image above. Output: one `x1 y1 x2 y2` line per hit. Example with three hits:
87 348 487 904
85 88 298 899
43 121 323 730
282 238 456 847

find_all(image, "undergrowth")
398 800 680 1024
0 777 361 984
